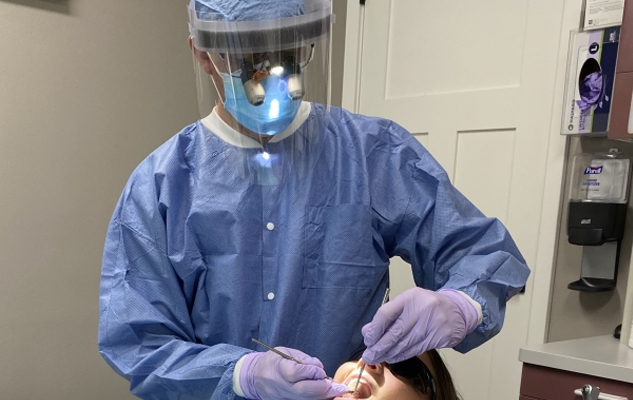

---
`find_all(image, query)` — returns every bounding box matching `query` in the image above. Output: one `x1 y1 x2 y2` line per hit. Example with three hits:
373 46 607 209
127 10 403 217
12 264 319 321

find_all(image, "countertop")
519 335 633 384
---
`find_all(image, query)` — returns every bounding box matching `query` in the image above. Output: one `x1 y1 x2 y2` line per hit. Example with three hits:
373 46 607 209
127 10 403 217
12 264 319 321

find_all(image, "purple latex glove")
577 71 603 111
239 347 349 400
361 288 479 364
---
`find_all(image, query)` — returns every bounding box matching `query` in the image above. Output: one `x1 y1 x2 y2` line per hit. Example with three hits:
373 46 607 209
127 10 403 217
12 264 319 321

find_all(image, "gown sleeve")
98 159 250 400
372 120 530 353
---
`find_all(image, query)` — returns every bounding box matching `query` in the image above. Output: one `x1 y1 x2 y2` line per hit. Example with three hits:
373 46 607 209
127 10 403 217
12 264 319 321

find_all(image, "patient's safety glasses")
386 357 437 400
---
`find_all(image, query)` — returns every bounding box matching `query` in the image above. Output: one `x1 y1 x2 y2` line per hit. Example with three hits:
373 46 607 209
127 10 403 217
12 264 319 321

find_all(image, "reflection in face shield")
219 72 302 136
209 47 313 135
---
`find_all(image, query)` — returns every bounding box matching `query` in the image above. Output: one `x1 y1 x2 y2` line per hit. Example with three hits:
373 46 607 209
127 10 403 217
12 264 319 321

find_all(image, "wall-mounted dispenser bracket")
568 241 620 292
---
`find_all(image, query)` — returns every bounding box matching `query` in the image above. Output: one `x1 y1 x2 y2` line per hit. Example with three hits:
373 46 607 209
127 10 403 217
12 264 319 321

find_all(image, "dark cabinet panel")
609 72 633 139
609 0 633 139
520 363 633 400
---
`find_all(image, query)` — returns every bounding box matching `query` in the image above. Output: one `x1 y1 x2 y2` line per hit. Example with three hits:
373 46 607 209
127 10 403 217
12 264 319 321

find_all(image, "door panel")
366 0 566 398
454 130 516 220
385 0 527 97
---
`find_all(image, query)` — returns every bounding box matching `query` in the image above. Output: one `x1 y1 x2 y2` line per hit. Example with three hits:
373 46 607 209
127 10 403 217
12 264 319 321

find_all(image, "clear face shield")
189 0 332 185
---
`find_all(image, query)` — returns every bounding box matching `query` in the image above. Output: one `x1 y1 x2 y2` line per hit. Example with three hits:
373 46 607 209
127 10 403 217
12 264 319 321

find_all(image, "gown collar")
201 102 312 149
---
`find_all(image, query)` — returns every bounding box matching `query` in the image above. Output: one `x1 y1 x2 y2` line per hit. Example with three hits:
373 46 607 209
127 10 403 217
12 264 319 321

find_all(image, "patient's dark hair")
427 349 460 400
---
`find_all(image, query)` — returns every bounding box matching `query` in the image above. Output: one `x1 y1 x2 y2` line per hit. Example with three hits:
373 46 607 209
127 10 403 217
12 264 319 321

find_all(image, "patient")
330 349 460 400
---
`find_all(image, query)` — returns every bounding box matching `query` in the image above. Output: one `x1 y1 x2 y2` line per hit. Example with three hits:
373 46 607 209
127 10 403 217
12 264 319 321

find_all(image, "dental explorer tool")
353 287 390 394
251 338 305 364
252 338 336 381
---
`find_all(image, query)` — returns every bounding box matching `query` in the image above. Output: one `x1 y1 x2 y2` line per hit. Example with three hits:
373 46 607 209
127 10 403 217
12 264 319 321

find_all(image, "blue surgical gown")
98 104 530 400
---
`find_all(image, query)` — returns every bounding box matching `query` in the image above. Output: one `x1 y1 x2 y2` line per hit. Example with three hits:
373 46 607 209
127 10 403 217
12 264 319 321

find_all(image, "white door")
342 0 567 398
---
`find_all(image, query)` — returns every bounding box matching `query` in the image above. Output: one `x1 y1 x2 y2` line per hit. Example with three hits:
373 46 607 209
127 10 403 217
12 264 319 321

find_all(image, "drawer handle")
574 388 628 400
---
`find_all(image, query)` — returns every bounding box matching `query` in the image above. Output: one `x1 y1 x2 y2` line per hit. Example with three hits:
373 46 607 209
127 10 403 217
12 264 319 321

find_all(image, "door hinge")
360 0 366 4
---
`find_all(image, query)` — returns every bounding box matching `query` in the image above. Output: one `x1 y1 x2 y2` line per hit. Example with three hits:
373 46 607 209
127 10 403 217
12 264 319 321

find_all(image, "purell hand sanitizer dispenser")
568 149 632 292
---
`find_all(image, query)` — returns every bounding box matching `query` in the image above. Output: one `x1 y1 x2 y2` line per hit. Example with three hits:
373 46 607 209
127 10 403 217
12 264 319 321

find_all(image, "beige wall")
0 1 198 398
547 137 633 343
331 0 347 107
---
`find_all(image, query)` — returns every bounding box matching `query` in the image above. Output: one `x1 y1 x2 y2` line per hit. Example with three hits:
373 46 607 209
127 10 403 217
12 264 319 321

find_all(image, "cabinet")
520 363 633 399
519 336 633 400
609 0 633 139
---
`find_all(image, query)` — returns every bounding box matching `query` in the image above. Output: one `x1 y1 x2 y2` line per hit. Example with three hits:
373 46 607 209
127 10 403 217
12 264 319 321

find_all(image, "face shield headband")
188 0 331 54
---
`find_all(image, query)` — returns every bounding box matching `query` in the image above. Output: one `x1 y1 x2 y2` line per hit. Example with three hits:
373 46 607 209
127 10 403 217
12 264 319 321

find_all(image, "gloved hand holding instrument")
240 339 349 400
361 287 480 365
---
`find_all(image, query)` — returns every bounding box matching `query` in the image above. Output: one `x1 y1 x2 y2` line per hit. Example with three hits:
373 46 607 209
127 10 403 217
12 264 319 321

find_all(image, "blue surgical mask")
220 73 302 136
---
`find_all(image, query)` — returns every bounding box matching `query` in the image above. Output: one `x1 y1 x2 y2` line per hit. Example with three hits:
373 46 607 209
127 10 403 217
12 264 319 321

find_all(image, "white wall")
0 1 199 398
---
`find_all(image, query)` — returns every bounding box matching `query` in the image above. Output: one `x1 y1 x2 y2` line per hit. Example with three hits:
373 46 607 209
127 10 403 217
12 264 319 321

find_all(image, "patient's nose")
365 363 385 375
